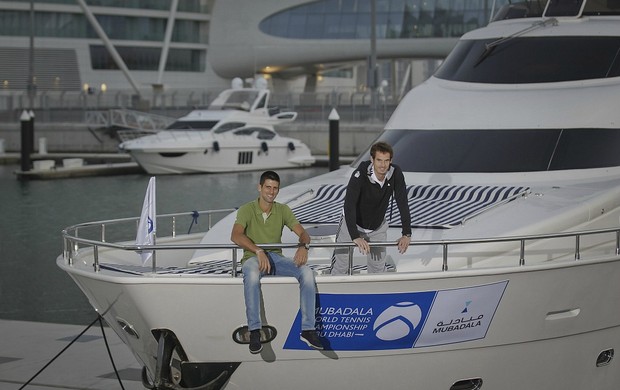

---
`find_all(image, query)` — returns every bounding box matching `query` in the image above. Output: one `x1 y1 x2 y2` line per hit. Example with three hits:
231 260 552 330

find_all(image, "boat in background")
118 122 314 174
119 78 315 174
58 1 620 389
160 77 297 132
116 77 294 141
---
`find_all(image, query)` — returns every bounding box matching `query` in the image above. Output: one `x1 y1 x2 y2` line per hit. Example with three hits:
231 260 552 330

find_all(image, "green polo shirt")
235 198 300 262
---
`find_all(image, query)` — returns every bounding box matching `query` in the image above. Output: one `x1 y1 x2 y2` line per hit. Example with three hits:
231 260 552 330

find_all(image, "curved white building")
209 0 461 79
0 0 503 94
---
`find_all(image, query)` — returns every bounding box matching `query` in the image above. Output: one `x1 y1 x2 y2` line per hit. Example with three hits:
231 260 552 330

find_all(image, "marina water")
0 164 327 325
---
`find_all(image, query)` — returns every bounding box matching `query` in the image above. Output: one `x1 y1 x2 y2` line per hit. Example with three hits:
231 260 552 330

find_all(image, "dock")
2 152 355 179
0 152 138 180
14 162 143 180
0 319 146 390
0 152 133 165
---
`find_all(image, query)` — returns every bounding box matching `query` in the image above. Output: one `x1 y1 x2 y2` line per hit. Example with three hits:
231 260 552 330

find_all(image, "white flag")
136 177 156 265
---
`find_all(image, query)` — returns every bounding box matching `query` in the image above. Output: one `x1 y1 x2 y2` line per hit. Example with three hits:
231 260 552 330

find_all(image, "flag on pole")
136 177 156 265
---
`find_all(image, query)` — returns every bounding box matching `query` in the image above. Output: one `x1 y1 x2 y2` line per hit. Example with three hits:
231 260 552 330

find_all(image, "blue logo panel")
284 281 508 351
284 291 436 350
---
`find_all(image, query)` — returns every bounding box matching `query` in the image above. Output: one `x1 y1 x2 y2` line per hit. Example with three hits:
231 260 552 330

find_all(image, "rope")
187 210 200 234
98 316 126 390
18 315 126 390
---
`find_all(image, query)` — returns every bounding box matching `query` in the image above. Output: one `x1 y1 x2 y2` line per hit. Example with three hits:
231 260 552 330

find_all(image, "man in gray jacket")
330 142 412 275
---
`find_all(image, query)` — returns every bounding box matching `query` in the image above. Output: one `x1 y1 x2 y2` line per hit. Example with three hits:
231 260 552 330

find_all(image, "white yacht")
119 78 315 174
57 1 620 389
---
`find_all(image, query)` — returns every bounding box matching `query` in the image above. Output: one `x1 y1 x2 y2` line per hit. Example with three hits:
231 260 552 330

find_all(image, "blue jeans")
242 251 317 332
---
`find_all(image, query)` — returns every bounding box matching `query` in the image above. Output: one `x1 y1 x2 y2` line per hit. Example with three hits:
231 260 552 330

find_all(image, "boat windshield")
435 36 620 83
353 129 620 172
219 91 260 111
491 0 620 20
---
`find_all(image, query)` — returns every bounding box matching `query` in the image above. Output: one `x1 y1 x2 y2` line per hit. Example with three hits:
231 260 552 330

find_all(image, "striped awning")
100 259 236 275
291 184 529 229
99 261 393 275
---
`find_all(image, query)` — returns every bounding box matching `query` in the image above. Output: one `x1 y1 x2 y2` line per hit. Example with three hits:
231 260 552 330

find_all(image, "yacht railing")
61 209 620 276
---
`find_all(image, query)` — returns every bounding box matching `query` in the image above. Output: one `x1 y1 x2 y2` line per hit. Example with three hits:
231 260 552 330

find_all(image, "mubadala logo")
373 302 422 341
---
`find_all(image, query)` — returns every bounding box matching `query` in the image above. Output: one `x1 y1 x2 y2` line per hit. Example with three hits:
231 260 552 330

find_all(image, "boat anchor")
142 329 233 390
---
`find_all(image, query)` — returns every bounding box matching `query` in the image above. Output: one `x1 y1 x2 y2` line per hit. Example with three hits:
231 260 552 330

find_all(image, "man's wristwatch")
403 234 412 238
297 242 310 250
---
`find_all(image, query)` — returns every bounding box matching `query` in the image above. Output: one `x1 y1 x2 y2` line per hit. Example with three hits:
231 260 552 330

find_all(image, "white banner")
136 177 156 265
415 280 508 347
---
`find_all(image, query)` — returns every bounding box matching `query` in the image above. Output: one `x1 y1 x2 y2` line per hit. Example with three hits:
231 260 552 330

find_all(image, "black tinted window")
550 129 620 169
435 37 620 83
167 120 218 130
214 122 246 133
544 0 584 16
355 129 620 172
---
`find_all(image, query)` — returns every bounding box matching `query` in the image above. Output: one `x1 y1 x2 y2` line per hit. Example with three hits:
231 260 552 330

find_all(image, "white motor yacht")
119 78 314 174
58 1 620 389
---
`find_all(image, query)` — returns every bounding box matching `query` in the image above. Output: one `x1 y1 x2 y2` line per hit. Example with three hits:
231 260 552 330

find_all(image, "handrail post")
151 237 157 273
348 245 354 275
74 227 80 255
93 245 100 272
519 239 525 266
208 213 213 230
442 243 448 271
616 230 620 256
575 235 580 260
101 223 106 243
64 237 73 265
232 248 238 277
172 216 176 238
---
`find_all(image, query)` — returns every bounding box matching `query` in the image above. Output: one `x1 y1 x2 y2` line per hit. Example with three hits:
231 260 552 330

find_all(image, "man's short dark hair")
370 142 393 159
260 170 280 185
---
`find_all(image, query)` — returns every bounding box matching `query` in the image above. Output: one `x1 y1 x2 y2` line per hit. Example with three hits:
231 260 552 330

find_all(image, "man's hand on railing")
397 235 411 254
353 237 370 255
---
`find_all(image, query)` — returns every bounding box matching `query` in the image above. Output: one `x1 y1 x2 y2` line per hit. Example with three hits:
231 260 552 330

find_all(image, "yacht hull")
59 254 620 389
57 10 620 390
128 144 314 174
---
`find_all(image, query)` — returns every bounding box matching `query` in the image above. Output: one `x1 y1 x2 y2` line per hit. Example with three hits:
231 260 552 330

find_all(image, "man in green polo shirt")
231 170 323 354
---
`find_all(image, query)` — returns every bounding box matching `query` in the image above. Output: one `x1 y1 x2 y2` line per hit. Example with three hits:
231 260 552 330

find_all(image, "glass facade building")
259 0 499 40
0 0 499 92
0 12 205 43
0 0 210 91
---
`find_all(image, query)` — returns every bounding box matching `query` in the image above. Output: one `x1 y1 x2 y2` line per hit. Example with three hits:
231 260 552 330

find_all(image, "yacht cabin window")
233 127 276 140
435 36 620 83
492 0 620 20
355 129 620 173
214 122 246 133
166 120 219 130
543 0 586 17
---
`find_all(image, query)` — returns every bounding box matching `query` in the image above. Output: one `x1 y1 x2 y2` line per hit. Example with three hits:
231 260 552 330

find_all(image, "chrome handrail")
63 208 236 267
61 209 620 275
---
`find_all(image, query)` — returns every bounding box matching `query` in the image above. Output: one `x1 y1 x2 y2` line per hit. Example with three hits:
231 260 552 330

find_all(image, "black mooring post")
29 110 35 150
328 108 340 172
20 110 32 172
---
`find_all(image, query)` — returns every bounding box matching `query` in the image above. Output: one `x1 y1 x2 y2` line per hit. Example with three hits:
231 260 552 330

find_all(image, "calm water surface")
0 165 327 325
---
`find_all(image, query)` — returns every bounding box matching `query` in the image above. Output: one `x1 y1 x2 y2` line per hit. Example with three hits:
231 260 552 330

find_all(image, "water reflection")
0 166 327 325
